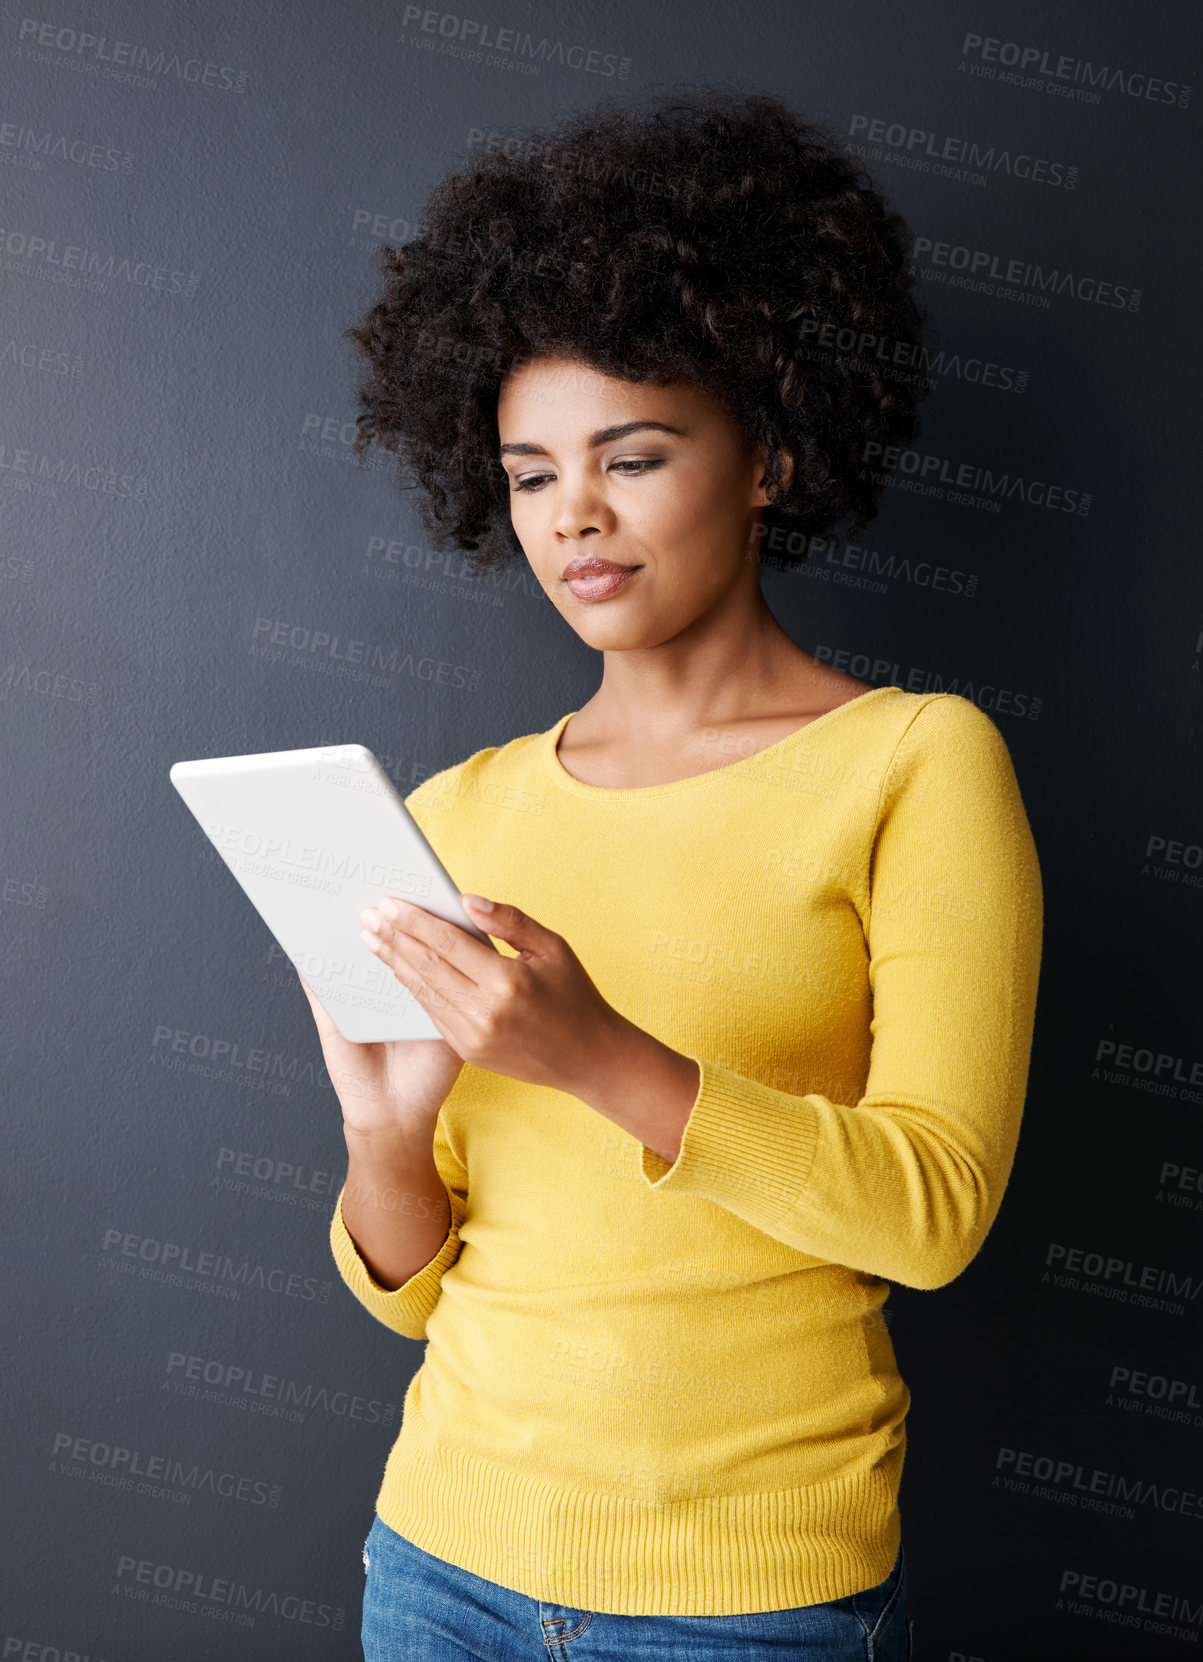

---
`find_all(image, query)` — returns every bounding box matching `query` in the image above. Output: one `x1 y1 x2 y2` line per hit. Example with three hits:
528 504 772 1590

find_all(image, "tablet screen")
169 743 490 1042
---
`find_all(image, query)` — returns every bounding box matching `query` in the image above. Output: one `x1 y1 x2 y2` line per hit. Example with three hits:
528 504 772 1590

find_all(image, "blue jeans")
361 1512 914 1659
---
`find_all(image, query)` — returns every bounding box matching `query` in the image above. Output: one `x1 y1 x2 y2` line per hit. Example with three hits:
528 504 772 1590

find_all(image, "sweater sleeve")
328 1103 469 1343
638 694 1044 1291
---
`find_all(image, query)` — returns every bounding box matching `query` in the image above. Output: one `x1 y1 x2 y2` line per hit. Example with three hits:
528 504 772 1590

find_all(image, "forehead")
497 357 713 429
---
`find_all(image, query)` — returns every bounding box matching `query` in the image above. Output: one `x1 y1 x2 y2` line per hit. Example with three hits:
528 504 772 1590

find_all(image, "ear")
752 442 795 504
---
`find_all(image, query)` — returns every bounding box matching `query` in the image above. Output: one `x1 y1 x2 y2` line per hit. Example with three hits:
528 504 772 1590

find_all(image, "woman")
299 87 1043 1660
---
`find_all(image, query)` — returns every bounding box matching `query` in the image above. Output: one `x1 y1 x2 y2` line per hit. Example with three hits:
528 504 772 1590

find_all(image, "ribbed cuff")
328 1183 460 1343
638 1057 823 1235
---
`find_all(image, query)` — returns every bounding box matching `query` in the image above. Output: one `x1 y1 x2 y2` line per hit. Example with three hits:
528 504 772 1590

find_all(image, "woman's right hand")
295 970 465 1138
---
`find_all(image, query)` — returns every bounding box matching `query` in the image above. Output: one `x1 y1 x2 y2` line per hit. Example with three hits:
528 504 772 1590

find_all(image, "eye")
611 458 664 476
511 458 665 493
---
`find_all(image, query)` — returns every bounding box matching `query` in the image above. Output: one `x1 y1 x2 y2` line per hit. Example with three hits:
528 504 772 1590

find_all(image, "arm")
329 1106 469 1341
587 695 1044 1292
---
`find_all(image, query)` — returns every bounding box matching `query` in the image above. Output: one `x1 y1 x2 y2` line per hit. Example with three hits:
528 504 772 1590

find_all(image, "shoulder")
827 688 1011 783
401 725 550 826
887 691 1016 762
878 692 1028 814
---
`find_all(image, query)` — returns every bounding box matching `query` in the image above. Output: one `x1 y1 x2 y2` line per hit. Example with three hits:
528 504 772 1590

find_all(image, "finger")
367 896 503 977
296 967 327 1020
295 967 365 1054
364 924 493 1030
458 897 550 962
361 901 493 1005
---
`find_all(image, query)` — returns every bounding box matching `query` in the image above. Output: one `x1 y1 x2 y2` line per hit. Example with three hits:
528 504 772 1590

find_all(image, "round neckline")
542 683 905 799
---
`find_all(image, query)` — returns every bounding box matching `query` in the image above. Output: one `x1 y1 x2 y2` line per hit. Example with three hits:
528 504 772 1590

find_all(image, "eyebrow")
498 420 687 458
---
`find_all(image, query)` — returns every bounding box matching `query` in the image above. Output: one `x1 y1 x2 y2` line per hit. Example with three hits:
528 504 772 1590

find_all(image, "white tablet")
169 743 494 1043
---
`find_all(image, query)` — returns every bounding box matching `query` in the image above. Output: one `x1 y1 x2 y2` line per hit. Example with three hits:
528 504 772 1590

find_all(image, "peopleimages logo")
795 317 1028 396
50 1430 281 1508
1 337 84 377
995 1445 1203 1522
100 1227 332 1304
0 437 149 502
1108 1362 1203 1428
114 1552 344 1630
1044 1241 1203 1315
248 615 481 693
1093 1035 1203 1105
397 7 630 78
1156 1160 1203 1215
959 32 1192 110
911 234 1140 313
0 223 199 297
0 121 134 173
1058 1569 1202 1644
15 18 250 93
3 1637 116 1660
849 112 1077 189
164 1350 401 1429
861 442 1090 517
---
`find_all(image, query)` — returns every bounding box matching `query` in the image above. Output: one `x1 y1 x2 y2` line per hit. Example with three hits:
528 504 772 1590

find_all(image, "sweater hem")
371 1381 905 1616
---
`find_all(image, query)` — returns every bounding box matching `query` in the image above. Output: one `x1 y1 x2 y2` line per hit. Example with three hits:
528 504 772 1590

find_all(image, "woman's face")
496 355 775 649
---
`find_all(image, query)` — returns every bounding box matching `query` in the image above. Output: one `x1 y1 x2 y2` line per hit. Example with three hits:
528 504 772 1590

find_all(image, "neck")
586 573 827 741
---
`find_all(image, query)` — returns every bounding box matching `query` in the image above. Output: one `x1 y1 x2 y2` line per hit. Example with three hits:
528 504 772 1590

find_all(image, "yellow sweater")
329 684 1043 1616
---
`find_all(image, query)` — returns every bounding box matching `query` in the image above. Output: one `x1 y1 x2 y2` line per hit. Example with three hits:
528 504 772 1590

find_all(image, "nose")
549 468 611 541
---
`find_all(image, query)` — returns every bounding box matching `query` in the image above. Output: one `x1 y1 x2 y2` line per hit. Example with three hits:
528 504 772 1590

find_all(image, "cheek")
508 515 562 601
509 491 547 541
506 495 542 556
638 467 743 558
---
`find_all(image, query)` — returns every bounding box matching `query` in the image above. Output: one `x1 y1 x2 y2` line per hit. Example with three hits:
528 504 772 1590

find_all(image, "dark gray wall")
3 1 1202 1656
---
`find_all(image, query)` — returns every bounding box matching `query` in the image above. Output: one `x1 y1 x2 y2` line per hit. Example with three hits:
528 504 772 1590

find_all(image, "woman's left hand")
357 893 625 1096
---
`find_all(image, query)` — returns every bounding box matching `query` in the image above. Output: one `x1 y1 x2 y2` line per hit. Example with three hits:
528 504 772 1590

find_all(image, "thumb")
459 895 549 956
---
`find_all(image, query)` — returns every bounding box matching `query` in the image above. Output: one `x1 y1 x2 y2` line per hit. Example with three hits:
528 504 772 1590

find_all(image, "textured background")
2 0 1201 1655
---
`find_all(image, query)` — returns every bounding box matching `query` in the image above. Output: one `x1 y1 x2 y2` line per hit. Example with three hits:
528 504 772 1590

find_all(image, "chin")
577 619 670 651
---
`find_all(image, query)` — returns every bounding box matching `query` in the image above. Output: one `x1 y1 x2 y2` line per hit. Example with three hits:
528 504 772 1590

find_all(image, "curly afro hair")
345 84 936 576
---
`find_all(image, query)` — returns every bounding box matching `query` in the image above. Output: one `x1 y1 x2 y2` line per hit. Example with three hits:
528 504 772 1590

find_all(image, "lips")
561 558 640 580
563 565 642 601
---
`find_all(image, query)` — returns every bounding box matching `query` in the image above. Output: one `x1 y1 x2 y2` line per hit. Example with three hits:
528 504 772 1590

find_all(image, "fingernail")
460 894 493 913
